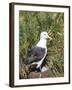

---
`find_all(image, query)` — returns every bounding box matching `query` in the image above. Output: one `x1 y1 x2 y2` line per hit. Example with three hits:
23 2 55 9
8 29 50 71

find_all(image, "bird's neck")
36 38 47 48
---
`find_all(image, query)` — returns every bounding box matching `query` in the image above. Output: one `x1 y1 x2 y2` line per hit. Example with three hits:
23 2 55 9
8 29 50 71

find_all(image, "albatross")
24 32 52 72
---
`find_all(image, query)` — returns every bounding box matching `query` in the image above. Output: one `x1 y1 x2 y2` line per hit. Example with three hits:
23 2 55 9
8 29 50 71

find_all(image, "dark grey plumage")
24 47 45 65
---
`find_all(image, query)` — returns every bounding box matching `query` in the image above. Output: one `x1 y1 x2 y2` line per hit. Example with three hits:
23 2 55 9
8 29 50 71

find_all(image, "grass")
19 11 64 79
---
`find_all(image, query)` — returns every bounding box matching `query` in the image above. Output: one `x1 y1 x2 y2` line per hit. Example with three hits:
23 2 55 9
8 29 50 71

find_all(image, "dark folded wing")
24 47 45 65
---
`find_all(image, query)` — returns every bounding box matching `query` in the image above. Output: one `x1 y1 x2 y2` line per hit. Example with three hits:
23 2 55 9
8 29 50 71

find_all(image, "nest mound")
19 64 55 79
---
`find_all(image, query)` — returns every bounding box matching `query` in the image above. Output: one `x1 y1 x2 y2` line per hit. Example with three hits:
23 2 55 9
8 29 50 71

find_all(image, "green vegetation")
19 11 64 78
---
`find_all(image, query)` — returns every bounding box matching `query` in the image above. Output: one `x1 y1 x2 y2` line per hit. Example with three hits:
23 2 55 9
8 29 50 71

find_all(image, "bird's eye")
44 34 46 35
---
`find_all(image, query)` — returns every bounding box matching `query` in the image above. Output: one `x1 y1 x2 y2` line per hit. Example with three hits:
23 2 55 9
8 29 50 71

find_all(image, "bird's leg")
39 66 42 78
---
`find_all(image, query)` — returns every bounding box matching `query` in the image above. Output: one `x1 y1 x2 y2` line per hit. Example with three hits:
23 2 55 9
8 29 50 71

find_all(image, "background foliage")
19 11 64 78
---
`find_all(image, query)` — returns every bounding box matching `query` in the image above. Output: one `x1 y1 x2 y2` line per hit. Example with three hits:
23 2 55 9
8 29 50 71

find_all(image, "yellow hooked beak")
48 35 52 40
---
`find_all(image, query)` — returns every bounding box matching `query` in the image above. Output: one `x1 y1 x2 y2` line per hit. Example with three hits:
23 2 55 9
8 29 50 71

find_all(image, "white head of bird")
40 32 52 40
36 31 52 48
